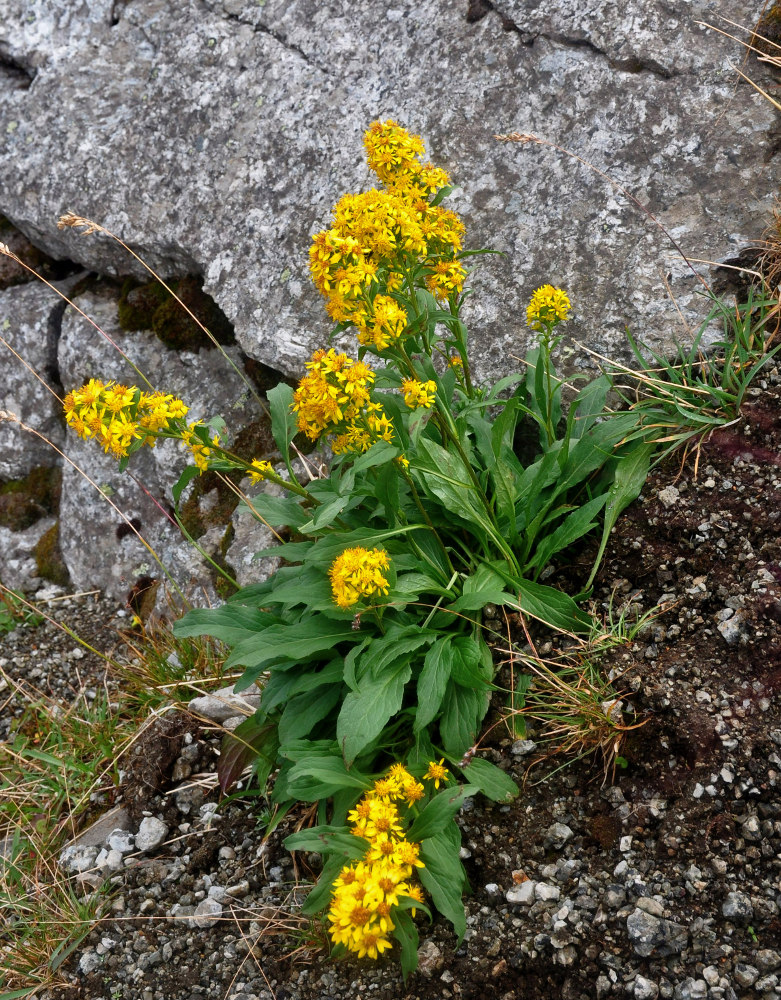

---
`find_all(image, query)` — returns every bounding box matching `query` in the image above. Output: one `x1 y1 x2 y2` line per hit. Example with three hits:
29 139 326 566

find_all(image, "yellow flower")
526 284 571 331
248 459 274 484
423 758 450 789
401 378 437 409
328 546 391 609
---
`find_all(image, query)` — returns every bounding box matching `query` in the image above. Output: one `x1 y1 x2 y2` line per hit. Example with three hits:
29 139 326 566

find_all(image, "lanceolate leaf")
268 382 297 474
392 907 421 980
406 784 478 842
419 823 468 941
439 681 489 758
337 659 413 765
460 758 519 802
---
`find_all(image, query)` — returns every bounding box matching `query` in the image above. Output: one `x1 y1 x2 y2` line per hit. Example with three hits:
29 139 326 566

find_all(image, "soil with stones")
4 380 781 1000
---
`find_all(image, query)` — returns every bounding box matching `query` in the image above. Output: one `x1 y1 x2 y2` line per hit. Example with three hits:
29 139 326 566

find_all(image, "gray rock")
756 951 781 973
0 517 56 592
0 279 74 479
626 907 688 957
59 843 99 874
544 822 574 849
657 486 679 509
135 816 169 853
675 979 707 1000
188 684 261 723
107 828 135 854
722 890 753 924
0 0 775 394
191 898 223 928
741 814 762 841
717 612 747 645
78 950 101 975
755 974 778 992
535 882 561 902
416 938 443 978
733 964 759 988
511 739 537 756
634 976 660 1000
636 896 665 918
506 880 536 904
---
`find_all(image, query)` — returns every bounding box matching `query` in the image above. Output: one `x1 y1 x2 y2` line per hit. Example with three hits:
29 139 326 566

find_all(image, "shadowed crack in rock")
198 0 327 74
468 0 676 79
0 48 36 90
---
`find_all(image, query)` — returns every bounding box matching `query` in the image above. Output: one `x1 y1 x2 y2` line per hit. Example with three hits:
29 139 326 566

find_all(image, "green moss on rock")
0 467 62 532
33 521 71 587
117 276 235 352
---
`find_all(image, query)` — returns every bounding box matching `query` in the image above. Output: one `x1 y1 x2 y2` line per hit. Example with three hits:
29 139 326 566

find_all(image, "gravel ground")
4 380 781 1000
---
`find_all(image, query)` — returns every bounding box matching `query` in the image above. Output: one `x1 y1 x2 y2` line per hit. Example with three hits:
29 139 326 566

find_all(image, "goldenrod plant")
44 120 780 973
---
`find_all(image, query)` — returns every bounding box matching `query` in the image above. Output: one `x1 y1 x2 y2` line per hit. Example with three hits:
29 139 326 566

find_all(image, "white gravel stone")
634 976 660 1000
135 817 169 853
190 898 223 928
506 880 536 904
107 829 135 854
535 882 561 902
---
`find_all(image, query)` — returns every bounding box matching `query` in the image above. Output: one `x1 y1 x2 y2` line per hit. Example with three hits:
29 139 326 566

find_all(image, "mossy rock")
757 3 781 52
118 276 235 352
0 467 61 531
33 520 71 587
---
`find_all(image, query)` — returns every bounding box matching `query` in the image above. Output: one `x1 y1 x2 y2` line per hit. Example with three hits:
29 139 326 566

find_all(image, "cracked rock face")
0 0 776 388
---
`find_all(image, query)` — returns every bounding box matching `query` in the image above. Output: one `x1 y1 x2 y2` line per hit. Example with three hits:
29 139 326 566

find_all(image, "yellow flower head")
423 758 450 789
248 459 274 484
526 284 571 331
401 378 437 410
328 546 391 609
64 380 189 459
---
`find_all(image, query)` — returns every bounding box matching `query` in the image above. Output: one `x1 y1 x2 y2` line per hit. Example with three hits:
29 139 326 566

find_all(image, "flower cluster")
63 379 189 459
401 378 437 410
328 765 430 960
526 284 571 331
64 379 277 483
181 421 221 472
309 121 466 349
329 546 391 610
292 348 395 455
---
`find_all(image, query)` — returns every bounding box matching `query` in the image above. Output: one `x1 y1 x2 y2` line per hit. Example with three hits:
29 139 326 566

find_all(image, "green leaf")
227 618 358 687
278 683 342 743
448 635 492 689
299 494 351 532
494 572 590 632
172 465 201 506
439 681 489 758
460 758 519 802
337 659 413 765
284 757 372 799
406 784 478 842
419 824 468 940
392 907 420 980
414 637 455 732
351 439 399 473
173 605 280 645
240 491 310 530
268 382 297 474
284 825 367 858
300 854 343 915
585 441 654 588
524 493 607 572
